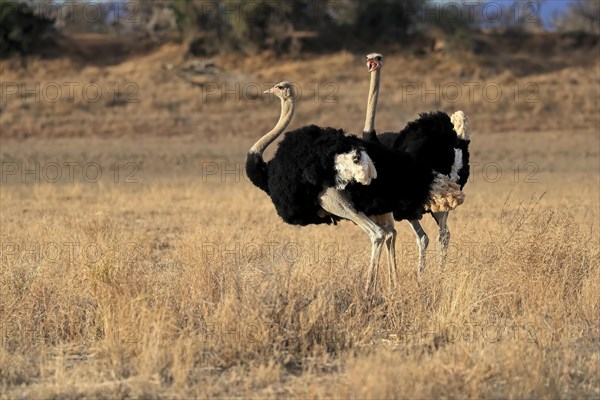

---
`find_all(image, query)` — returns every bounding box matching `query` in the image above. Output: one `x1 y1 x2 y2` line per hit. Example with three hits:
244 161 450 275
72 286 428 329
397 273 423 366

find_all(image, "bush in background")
0 1 56 57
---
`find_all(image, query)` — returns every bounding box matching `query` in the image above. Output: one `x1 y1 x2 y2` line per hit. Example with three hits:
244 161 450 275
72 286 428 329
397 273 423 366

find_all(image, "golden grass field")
1 40 599 398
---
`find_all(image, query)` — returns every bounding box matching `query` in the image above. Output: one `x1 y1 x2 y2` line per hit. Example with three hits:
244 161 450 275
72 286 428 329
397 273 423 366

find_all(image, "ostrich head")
264 81 296 102
366 53 383 72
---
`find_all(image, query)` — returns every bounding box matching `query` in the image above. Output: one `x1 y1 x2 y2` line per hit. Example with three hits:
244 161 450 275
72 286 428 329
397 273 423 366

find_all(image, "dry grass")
1 43 599 398
1 131 598 398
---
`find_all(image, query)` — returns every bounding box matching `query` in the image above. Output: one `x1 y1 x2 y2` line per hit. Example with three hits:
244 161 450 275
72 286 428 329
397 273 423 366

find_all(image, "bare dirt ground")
1 38 599 398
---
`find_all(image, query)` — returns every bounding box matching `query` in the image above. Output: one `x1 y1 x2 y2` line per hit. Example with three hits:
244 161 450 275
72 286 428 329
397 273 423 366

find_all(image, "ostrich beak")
264 87 280 94
367 60 379 72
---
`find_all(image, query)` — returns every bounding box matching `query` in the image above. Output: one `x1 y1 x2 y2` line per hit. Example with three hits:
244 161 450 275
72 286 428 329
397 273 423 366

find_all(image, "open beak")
367 60 379 72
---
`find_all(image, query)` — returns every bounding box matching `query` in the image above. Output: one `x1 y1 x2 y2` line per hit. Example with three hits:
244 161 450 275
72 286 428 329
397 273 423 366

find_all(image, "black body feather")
246 125 361 226
356 111 471 221
344 141 434 221
378 111 471 189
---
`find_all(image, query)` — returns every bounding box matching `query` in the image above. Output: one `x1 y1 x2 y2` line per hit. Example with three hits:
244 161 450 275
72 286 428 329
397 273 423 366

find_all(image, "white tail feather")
451 110 470 140
450 148 463 182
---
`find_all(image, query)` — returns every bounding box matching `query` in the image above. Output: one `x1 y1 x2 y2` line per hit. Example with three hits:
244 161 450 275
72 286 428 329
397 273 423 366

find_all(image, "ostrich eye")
376 56 382 60
353 153 361 163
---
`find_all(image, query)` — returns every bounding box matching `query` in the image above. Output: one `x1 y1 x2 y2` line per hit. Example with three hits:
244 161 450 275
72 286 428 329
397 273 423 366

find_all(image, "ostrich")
360 52 472 274
245 81 389 284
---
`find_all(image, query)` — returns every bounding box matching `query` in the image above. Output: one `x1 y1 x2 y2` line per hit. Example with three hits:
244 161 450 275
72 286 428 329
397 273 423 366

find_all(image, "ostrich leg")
432 211 450 269
408 219 429 276
370 213 397 288
320 188 386 293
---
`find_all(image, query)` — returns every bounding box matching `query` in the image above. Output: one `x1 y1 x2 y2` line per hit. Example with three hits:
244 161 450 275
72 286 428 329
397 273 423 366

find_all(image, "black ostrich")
246 81 391 289
361 52 472 274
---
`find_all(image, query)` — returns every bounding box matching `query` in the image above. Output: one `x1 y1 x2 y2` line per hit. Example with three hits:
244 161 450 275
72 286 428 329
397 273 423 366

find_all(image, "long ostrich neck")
249 97 296 155
363 68 381 134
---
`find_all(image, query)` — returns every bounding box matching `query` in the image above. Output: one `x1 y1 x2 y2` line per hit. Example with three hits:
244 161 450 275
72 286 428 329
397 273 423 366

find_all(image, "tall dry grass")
1 131 598 397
